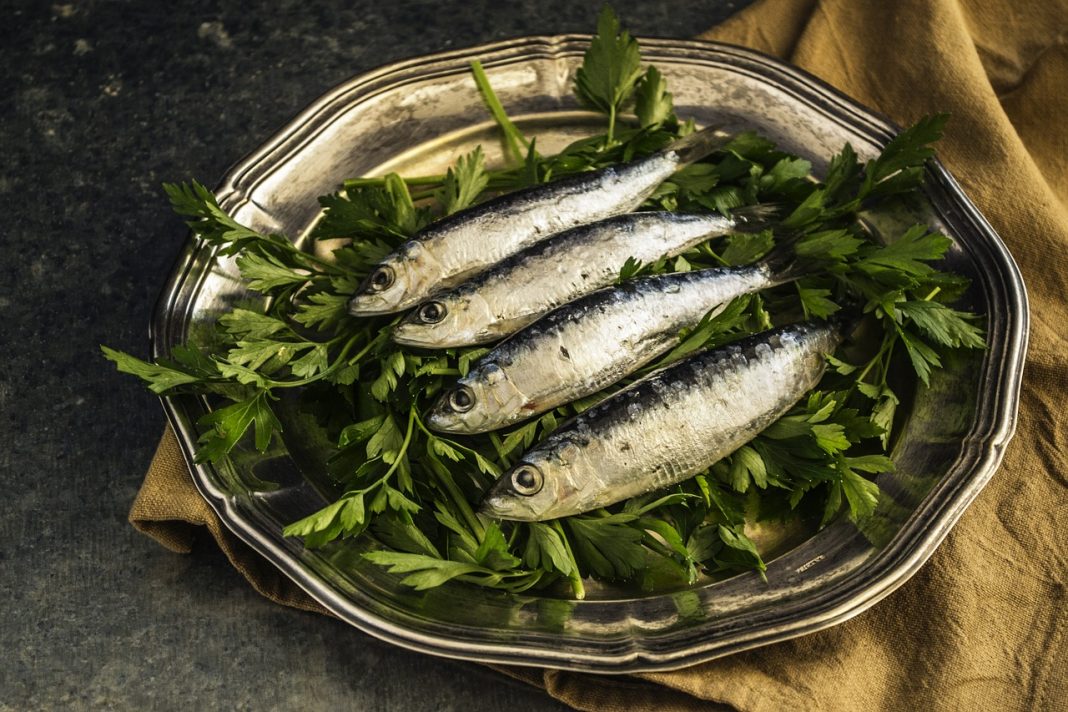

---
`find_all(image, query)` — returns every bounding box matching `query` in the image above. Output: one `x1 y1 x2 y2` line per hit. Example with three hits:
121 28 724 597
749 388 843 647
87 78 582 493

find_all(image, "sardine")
480 321 844 521
391 206 774 348
426 249 802 435
348 126 730 315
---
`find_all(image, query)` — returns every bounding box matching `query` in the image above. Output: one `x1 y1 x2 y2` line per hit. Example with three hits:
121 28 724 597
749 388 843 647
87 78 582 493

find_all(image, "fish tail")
757 230 808 284
727 203 783 233
667 125 732 166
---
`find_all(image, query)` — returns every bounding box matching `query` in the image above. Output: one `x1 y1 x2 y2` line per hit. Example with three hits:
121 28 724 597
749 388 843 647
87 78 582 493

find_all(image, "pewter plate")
151 36 1027 673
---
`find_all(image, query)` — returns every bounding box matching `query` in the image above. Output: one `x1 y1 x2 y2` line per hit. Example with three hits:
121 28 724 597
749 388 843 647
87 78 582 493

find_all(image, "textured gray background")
0 1 753 709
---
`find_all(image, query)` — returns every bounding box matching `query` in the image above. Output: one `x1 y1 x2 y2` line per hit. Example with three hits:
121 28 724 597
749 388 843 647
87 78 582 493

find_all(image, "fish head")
426 362 527 434
480 438 589 521
391 292 495 348
348 243 441 315
480 461 561 522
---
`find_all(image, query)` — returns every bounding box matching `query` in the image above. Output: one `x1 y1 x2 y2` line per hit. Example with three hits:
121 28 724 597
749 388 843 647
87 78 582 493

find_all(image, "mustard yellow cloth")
132 1 1068 708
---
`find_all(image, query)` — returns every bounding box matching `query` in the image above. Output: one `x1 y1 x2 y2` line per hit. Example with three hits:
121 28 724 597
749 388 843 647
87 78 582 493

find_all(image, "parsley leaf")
437 147 489 215
292 292 351 332
362 551 497 590
236 251 310 293
795 229 865 262
283 492 367 547
839 460 881 520
313 175 430 242
721 229 775 266
616 255 646 283
855 225 952 282
634 66 674 127
896 300 986 349
798 285 841 319
566 513 647 580
861 113 948 198
716 525 766 581
195 391 281 463
164 181 289 256
522 522 576 576
574 6 643 140
897 326 942 386
101 346 206 394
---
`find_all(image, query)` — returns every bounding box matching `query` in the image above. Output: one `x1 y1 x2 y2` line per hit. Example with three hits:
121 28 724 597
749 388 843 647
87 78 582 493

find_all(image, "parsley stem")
412 411 496 480
848 314 899 383
377 408 416 485
260 331 366 389
881 337 897 388
290 248 346 273
487 432 512 468
441 469 484 540
696 242 730 267
854 345 885 385
352 410 418 505
412 410 485 538
839 330 898 416
470 60 530 166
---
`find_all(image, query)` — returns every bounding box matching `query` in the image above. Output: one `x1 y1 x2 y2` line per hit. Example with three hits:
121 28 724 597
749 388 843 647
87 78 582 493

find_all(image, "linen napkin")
132 0 1068 708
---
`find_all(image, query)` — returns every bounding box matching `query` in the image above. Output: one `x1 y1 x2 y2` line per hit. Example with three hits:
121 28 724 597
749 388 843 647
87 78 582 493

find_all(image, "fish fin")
666 125 732 166
726 203 784 233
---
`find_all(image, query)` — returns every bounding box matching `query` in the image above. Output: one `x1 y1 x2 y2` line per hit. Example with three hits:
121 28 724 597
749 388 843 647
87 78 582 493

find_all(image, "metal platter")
151 36 1027 673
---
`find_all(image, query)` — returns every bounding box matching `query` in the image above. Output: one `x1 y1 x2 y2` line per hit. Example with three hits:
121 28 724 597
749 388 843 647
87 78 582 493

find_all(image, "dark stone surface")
0 1 750 708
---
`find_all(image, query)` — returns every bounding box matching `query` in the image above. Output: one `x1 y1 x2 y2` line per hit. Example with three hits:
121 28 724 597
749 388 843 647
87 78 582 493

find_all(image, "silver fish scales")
347 127 729 315
481 321 844 521
427 254 800 434
390 207 773 348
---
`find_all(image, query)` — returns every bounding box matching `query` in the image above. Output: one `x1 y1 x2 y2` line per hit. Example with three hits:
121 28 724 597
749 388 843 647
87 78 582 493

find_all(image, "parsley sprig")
105 9 984 598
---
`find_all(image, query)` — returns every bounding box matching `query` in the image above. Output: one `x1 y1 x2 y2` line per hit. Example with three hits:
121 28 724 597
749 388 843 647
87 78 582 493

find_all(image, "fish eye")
511 465 543 496
448 386 474 412
369 266 394 291
418 301 447 323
